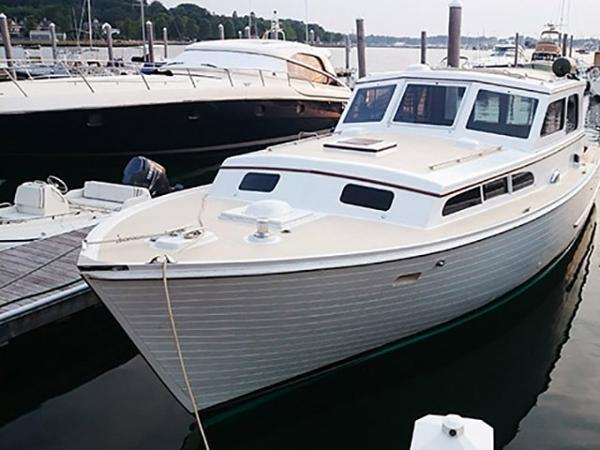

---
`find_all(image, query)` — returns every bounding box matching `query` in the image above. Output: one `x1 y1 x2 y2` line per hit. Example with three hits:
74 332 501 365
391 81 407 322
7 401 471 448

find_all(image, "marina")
3 0 600 449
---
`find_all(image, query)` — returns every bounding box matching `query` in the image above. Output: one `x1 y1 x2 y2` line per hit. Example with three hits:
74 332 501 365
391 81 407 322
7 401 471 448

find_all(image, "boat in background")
80 59 600 413
532 24 563 64
0 39 350 159
0 157 170 252
472 43 528 68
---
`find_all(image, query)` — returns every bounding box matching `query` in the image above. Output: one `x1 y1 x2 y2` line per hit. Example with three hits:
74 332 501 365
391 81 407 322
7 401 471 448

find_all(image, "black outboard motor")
122 156 173 197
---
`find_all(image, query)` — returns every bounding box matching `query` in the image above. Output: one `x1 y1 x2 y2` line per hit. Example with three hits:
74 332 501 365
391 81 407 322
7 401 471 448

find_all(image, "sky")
159 0 599 38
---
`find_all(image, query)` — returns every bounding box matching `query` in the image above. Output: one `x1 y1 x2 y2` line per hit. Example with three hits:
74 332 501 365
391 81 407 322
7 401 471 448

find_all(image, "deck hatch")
324 138 397 153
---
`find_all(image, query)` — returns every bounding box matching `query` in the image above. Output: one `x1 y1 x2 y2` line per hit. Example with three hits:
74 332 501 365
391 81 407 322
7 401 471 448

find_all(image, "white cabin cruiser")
1 40 350 159
472 44 528 68
79 61 600 413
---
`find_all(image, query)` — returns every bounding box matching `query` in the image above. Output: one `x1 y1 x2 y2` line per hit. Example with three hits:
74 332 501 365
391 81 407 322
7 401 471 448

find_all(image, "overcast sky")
159 0 598 38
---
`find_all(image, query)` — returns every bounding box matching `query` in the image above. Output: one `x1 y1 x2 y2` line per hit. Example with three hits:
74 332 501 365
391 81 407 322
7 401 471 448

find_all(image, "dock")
0 228 95 343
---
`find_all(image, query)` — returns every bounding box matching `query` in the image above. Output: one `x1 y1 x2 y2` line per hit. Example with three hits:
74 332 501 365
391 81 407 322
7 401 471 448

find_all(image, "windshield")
491 47 515 57
165 50 285 73
344 85 397 123
394 84 466 126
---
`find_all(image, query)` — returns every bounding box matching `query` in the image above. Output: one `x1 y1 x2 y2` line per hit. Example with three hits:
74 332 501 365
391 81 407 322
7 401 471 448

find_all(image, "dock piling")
162 27 168 59
309 29 315 44
514 33 519 67
569 35 574 57
145 20 154 63
345 34 351 70
238 30 242 39
218 24 225 40
356 18 366 78
420 30 427 64
244 26 251 39
49 23 58 63
103 23 114 64
447 0 462 68
562 34 568 56
0 13 15 78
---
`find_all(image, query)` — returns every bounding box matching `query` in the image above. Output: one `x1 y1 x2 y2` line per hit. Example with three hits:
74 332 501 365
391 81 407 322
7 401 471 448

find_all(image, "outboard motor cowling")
122 156 172 197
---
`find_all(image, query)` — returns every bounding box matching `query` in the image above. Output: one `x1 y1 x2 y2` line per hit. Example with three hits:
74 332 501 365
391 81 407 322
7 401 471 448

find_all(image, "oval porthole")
392 272 422 287
296 103 306 115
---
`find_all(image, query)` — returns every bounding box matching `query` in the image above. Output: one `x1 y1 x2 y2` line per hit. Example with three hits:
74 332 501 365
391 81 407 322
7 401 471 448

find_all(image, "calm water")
2 48 600 449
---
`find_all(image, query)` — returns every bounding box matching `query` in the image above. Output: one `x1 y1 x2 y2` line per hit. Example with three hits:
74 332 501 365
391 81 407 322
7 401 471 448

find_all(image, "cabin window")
340 184 394 211
288 53 328 84
443 187 482 216
467 90 538 139
541 99 566 136
483 178 509 200
239 173 280 192
394 84 466 126
344 85 397 123
567 94 579 133
512 172 535 191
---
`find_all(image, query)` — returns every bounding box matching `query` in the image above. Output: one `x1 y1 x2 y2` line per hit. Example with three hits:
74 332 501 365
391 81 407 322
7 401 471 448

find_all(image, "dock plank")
0 228 91 306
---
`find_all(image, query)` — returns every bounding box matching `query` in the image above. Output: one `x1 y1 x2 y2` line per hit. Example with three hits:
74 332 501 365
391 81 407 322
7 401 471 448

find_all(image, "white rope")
162 259 211 450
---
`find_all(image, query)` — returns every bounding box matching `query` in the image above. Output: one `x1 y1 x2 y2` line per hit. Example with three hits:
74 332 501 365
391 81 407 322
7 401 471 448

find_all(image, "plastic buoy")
409 414 493 450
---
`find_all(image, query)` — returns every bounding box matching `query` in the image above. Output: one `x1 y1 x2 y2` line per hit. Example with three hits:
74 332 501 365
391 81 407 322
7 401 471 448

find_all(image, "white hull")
86 169 600 412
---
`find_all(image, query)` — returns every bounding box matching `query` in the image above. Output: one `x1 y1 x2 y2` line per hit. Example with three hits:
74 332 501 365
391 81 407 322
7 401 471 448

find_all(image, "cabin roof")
222 133 529 196
359 65 583 95
183 39 332 62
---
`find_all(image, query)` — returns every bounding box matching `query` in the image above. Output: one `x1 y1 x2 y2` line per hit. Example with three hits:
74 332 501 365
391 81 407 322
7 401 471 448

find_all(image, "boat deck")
0 228 95 343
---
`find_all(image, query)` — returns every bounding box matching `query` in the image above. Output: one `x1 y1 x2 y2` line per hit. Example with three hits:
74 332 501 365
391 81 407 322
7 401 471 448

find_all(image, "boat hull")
2 99 344 158
85 170 600 413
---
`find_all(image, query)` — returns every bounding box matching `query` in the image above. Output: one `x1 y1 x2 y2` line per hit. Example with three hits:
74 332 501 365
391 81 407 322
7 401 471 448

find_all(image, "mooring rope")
161 258 211 450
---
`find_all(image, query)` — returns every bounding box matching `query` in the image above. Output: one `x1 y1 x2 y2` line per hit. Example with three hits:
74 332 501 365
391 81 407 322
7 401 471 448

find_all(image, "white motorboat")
79 60 600 413
1 40 350 159
472 44 528 68
0 157 174 252
532 24 563 64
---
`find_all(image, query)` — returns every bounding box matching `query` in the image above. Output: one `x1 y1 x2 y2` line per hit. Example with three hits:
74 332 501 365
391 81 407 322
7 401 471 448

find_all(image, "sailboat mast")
87 0 93 48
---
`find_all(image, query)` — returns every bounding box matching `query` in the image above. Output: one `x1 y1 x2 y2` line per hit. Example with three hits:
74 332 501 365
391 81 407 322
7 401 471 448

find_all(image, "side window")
443 187 482 216
541 99 565 136
483 178 508 200
344 85 397 123
340 184 394 211
467 90 538 139
566 94 579 133
394 84 466 126
288 53 328 84
512 172 535 191
239 173 280 192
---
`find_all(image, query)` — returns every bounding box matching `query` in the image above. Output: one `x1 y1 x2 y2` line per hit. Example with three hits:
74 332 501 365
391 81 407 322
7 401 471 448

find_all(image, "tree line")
0 0 345 43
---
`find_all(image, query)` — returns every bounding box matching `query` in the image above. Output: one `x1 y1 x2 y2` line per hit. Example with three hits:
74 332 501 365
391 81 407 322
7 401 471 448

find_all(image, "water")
2 48 600 449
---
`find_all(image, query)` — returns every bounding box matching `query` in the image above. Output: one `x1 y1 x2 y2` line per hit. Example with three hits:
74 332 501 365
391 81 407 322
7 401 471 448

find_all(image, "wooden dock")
0 228 97 343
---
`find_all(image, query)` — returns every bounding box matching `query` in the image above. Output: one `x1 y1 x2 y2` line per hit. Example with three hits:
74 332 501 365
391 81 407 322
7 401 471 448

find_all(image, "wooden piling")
244 26 251 39
569 35 574 57
218 24 225 40
447 0 462 68
562 33 568 56
0 13 15 78
420 30 427 64
345 34 351 70
103 23 114 64
514 32 519 67
49 23 58 63
356 18 366 78
162 27 168 59
145 21 154 63
310 29 315 44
